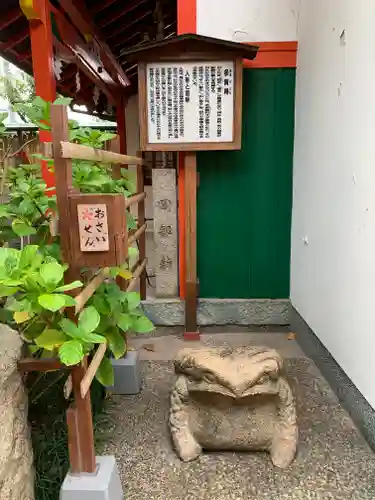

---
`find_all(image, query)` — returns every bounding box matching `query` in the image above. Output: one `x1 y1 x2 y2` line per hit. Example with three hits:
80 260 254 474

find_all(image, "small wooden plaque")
68 193 128 268
77 204 110 252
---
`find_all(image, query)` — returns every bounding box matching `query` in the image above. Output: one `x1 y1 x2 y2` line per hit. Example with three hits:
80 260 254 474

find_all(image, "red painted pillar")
177 0 197 299
20 0 56 192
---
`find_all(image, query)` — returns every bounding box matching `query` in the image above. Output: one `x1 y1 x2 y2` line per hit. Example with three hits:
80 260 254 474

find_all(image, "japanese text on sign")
77 204 109 252
146 61 234 144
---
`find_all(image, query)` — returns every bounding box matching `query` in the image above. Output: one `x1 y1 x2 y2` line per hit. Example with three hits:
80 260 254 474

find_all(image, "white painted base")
60 456 123 500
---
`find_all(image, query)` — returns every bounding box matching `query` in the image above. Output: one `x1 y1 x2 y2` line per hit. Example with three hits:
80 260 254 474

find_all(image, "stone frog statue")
169 346 298 468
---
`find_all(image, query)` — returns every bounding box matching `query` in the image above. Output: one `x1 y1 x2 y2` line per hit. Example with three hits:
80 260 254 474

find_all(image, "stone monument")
0 324 34 499
169 346 297 468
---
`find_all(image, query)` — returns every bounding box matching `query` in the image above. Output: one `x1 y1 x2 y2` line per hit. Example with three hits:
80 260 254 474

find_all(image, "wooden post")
66 407 82 473
51 104 96 474
71 360 96 473
51 105 73 262
178 152 186 299
184 152 199 340
136 150 147 300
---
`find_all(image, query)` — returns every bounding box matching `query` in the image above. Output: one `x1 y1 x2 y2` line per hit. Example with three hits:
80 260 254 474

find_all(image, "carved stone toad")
169 346 297 468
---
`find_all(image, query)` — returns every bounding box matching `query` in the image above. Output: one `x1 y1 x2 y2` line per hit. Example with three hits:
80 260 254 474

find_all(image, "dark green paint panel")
197 68 295 299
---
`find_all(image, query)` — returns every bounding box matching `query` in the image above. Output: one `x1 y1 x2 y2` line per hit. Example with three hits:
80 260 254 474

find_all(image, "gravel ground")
102 358 375 500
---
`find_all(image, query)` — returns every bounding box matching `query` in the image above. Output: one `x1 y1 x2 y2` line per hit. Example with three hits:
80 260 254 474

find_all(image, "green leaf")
60 318 106 344
35 329 68 350
78 306 100 333
127 213 137 230
6 297 29 312
97 132 117 144
1 279 23 286
93 295 110 315
0 204 10 218
60 318 80 337
40 262 64 287
54 97 73 106
132 316 154 333
43 242 61 262
33 95 47 108
62 295 76 307
105 328 126 360
117 313 132 332
3 253 20 276
55 280 83 292
95 355 114 386
128 247 139 259
0 285 18 297
108 267 120 278
126 292 141 311
81 332 106 343
12 219 37 237
19 245 39 269
28 345 40 355
95 315 110 334
0 247 19 268
38 293 66 311
59 340 84 366
18 199 35 216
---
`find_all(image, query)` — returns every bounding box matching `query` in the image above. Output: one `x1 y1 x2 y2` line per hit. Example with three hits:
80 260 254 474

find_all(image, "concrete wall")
196 0 300 42
291 0 375 409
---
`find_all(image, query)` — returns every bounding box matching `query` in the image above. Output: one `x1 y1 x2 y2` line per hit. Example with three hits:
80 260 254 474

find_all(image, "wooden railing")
19 104 147 474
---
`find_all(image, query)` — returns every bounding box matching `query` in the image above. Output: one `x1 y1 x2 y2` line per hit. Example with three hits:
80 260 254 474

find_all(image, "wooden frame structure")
123 34 258 337
19 103 147 474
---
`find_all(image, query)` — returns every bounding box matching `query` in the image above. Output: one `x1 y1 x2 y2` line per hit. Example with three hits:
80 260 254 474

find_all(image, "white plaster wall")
291 0 375 409
197 0 300 42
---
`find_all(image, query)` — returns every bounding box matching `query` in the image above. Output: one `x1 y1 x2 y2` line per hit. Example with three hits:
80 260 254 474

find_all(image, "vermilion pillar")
177 0 197 298
20 0 56 192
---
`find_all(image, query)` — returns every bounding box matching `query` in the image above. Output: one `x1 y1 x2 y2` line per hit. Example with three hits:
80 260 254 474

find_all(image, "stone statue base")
169 346 298 468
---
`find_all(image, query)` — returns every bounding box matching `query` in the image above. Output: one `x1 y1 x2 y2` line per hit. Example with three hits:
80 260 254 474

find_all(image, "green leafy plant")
0 162 56 244
0 245 153 382
0 72 36 122
0 97 154 385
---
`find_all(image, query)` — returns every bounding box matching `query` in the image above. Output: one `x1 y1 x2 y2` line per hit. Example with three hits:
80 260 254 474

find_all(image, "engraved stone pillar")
152 168 178 297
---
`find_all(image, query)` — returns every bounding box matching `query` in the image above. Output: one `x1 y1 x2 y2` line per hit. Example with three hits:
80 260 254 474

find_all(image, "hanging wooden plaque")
68 193 128 268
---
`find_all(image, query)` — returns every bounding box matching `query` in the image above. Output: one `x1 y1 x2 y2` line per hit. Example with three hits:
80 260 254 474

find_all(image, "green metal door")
197 68 296 299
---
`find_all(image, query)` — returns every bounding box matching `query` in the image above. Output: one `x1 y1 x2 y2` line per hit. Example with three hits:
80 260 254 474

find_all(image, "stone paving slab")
129 332 305 361
103 358 375 500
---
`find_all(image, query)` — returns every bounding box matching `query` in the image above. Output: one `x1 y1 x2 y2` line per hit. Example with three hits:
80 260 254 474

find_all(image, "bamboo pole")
80 343 107 398
126 259 147 293
125 192 146 208
74 268 110 314
128 223 147 246
60 141 145 166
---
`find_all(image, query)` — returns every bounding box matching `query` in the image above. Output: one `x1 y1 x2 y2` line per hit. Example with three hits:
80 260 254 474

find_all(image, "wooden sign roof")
120 33 259 62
